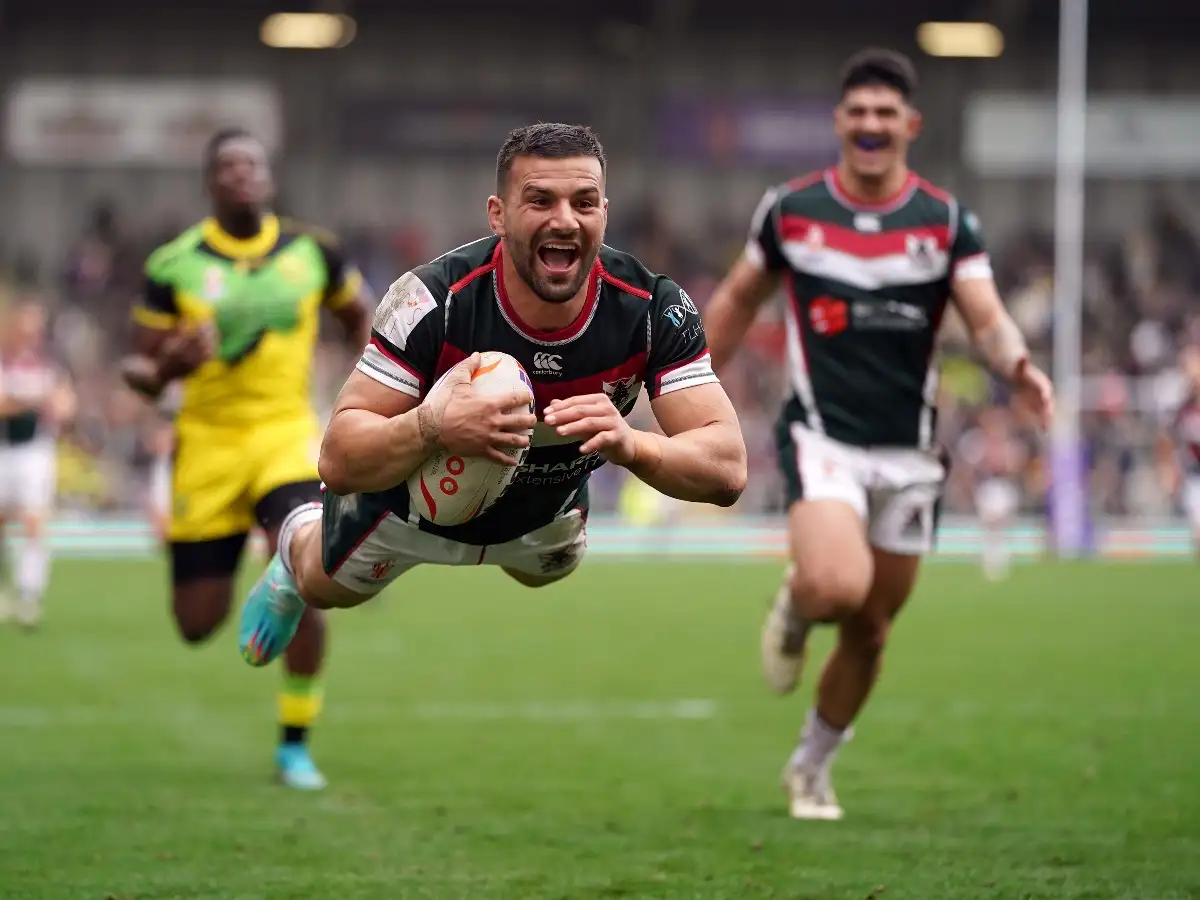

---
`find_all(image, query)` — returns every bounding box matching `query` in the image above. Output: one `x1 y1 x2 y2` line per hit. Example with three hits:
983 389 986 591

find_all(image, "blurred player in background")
119 129 372 789
235 123 746 670
0 300 76 628
960 405 1026 581
1157 343 1200 553
704 49 1054 819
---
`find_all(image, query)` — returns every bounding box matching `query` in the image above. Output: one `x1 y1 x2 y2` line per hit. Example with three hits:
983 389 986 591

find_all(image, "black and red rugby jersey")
356 235 719 545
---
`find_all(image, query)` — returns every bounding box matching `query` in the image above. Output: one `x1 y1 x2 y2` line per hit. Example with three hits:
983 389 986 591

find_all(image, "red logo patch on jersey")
809 296 848 337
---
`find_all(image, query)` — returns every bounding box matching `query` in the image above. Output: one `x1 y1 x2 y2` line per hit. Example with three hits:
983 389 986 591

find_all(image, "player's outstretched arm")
952 277 1054 429
319 354 536 495
704 254 780 373
545 383 747 507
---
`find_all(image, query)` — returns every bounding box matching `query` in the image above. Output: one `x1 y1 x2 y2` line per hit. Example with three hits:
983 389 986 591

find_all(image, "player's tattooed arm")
952 276 1054 429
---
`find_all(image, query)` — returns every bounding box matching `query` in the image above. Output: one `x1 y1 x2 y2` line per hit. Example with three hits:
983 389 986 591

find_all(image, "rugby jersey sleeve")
950 204 994 283
743 186 788 272
314 233 366 311
356 269 445 399
645 278 720 399
133 246 181 330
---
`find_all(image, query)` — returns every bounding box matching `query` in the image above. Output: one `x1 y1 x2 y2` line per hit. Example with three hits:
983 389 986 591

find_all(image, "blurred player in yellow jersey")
120 129 372 789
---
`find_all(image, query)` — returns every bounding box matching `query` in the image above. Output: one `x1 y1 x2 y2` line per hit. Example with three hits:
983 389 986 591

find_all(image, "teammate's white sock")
278 503 323 576
981 524 1010 581
789 709 851 772
16 538 49 609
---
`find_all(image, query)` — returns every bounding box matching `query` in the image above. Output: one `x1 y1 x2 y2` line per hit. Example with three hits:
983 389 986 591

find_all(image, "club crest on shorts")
370 559 395 580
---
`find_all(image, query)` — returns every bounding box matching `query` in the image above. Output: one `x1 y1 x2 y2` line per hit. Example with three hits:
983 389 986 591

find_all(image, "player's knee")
19 512 46 539
172 602 228 644
838 611 892 659
789 563 868 622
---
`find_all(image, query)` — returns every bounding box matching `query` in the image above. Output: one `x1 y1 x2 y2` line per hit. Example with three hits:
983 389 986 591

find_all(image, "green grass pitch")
1 559 1198 899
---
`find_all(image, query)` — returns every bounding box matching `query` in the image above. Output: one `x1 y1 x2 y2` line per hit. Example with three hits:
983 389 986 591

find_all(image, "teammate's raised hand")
419 353 536 465
544 393 638 465
1012 358 1054 431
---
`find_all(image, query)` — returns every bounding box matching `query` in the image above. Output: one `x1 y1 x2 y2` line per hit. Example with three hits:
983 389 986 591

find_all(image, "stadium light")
259 12 357 49
916 22 1004 58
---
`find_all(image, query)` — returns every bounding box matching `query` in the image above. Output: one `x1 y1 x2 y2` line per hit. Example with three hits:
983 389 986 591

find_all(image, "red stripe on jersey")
449 256 497 294
785 170 825 193
533 352 648 414
653 348 708 393
598 267 652 300
779 214 950 259
495 244 601 343
369 336 426 388
917 177 953 204
431 343 471 390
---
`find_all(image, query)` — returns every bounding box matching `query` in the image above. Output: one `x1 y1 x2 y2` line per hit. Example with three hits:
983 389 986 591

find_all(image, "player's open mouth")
537 242 580 275
853 135 890 152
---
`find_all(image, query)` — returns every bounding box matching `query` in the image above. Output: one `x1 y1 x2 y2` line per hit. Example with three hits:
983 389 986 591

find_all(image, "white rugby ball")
407 351 535 526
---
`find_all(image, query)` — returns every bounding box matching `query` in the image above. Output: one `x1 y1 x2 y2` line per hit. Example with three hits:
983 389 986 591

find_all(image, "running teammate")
0 301 75 628
120 129 372 789
961 406 1026 580
236 123 747 668
703 49 1054 819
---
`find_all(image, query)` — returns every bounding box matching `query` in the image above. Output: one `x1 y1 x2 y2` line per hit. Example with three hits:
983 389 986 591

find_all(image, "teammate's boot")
761 570 810 694
239 553 305 668
276 742 327 791
782 762 844 821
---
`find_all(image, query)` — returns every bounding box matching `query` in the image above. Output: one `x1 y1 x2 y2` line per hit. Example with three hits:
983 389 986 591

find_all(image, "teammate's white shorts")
0 440 56 514
1181 476 1200 531
975 478 1020 524
322 492 588 595
779 424 946 556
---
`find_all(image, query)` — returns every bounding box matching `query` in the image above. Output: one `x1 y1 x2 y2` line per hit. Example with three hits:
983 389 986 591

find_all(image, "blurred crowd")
1 197 1196 520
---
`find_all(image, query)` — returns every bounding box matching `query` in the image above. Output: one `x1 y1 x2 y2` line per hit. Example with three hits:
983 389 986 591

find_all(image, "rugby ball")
406 351 536 526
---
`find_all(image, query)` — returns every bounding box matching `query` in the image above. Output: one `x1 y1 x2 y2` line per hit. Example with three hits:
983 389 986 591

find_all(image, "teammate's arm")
704 187 785 372
949 207 1054 428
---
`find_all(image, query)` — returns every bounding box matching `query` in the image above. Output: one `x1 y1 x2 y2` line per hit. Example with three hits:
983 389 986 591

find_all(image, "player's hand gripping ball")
407 351 537 526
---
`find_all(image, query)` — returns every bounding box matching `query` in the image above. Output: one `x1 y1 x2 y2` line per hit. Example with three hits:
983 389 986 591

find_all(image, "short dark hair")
495 123 607 194
204 127 255 176
840 48 918 100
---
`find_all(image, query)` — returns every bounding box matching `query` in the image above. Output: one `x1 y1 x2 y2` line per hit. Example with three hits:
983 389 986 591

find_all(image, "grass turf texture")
0 560 1197 899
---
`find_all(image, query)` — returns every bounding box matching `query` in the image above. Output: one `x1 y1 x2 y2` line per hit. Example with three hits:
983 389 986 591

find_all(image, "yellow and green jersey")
133 215 362 430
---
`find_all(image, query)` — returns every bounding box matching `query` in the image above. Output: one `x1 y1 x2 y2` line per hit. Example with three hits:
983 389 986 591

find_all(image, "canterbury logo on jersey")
532 352 562 373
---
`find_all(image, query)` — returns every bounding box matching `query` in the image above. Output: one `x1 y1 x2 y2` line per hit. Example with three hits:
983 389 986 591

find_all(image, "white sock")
278 502 322 576
790 709 851 772
17 538 49 607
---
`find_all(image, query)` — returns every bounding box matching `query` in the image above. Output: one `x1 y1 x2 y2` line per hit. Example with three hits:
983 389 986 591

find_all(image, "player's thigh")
777 422 873 603
493 508 588 587
315 490 418 607
169 533 247 638
169 429 255 544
